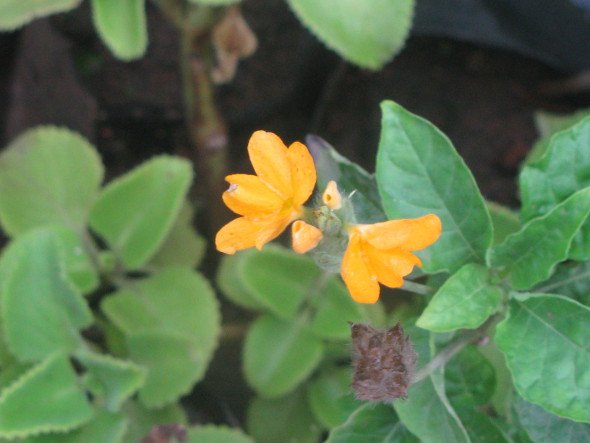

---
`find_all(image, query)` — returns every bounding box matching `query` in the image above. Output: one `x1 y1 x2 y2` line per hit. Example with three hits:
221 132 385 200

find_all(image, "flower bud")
322 180 342 210
291 220 323 254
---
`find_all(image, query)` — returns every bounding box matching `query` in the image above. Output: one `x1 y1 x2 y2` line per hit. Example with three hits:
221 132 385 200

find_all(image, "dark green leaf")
122 400 186 443
376 101 492 273
187 425 254 443
488 202 520 246
456 407 512 443
533 261 590 306
0 0 82 30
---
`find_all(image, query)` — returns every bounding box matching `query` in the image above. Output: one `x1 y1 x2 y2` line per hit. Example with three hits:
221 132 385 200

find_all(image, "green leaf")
148 202 206 270
188 0 241 4
488 202 520 246
90 0 148 61
495 293 590 422
376 101 492 273
306 367 360 429
533 261 590 305
187 425 254 443
0 229 92 362
102 268 220 407
247 389 321 443
488 188 590 289
122 400 186 443
417 264 503 332
287 0 414 70
89 156 192 270
216 250 267 310
0 354 93 439
455 408 512 443
243 315 324 398
327 402 418 443
0 0 82 30
515 396 590 442
307 135 385 223
76 350 145 412
0 126 103 236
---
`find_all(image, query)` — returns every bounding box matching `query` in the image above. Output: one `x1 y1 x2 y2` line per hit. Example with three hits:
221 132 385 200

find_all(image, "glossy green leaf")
122 401 186 443
515 396 590 442
417 264 502 332
243 315 324 398
76 350 145 412
0 229 92 361
376 101 492 273
148 202 206 270
495 293 590 422
90 156 192 269
488 202 520 246
0 126 103 236
216 250 267 311
90 0 147 61
187 425 254 443
247 389 321 443
0 354 93 439
307 135 385 223
287 0 414 70
488 188 590 289
327 402 418 443
306 367 360 429
533 261 590 305
0 0 82 30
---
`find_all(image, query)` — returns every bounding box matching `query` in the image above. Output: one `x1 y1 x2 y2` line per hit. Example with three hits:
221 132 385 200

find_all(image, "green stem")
402 280 434 296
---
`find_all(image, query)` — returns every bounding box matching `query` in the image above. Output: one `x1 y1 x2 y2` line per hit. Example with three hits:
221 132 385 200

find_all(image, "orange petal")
341 232 380 304
322 180 342 210
287 141 316 206
254 212 294 250
215 213 293 254
365 245 421 288
223 174 284 216
360 214 442 251
291 220 323 254
247 131 293 199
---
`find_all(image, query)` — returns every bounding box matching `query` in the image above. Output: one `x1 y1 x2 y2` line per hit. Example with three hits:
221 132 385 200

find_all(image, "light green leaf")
0 126 103 236
89 156 192 269
488 188 590 289
417 264 503 332
533 261 590 306
0 229 92 362
187 425 254 443
0 354 93 439
247 389 321 443
488 202 520 246
327 402 419 443
243 315 324 398
216 250 266 310
0 0 82 30
90 0 148 61
287 0 414 70
515 396 590 442
122 401 186 443
76 350 145 412
376 101 492 273
495 293 590 422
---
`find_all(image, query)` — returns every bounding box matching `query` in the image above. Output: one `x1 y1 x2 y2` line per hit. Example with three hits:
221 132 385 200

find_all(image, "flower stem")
402 280 434 296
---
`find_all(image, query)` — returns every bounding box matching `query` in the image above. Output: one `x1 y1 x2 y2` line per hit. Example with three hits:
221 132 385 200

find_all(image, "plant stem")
402 280 434 296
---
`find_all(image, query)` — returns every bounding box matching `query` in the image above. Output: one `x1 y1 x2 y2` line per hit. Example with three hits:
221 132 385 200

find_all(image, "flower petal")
223 174 284 216
341 232 380 304
247 131 293 199
360 214 442 251
287 141 316 206
365 246 421 288
215 213 293 254
291 220 323 254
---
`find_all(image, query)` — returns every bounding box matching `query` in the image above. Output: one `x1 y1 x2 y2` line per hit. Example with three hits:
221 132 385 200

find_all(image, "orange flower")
216 131 316 254
341 215 442 304
292 220 323 254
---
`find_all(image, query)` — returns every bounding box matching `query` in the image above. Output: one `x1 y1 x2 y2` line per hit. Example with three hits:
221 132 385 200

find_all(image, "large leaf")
89 156 192 269
0 229 92 362
327 403 418 443
287 0 414 70
495 293 590 422
0 126 103 236
455 408 512 443
417 264 503 332
90 0 148 61
0 354 93 439
187 425 254 443
376 101 492 273
534 261 590 305
243 315 324 398
488 188 590 289
216 250 266 310
0 0 82 30
488 202 520 246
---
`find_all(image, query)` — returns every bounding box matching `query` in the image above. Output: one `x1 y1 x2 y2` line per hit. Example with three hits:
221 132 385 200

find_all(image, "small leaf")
216 250 267 310
0 126 103 236
455 408 512 443
187 425 254 443
243 315 324 398
0 0 82 30
488 188 590 289
247 389 321 443
326 403 419 443
0 354 93 439
90 0 148 61
495 293 590 422
488 202 520 246
417 264 503 332
89 156 192 269
287 0 414 70
122 400 186 443
376 101 492 273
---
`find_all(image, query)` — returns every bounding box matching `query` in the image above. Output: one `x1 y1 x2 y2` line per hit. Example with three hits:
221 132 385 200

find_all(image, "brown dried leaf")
140 423 187 443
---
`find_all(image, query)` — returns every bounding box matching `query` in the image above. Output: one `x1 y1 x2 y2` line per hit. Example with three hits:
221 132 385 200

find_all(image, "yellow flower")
341 215 442 304
216 130 316 254
292 220 323 254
